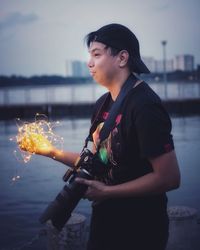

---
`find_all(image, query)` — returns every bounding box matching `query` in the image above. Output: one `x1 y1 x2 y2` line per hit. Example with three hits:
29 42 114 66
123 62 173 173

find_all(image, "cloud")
0 12 38 31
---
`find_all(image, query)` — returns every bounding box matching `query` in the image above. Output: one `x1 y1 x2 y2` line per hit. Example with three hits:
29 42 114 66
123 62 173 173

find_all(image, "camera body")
39 148 108 231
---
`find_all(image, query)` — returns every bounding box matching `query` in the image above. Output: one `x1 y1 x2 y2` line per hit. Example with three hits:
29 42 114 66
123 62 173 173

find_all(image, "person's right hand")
18 133 55 157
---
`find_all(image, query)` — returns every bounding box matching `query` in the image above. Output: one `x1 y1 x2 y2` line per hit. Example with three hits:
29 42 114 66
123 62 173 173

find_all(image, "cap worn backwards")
88 23 150 74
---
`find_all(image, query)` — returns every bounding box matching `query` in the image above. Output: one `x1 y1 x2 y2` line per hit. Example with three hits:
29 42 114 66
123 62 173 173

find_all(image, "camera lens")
39 168 92 231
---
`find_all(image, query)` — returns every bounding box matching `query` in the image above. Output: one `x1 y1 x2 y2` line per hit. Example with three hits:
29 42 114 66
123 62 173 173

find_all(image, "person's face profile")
87 42 119 86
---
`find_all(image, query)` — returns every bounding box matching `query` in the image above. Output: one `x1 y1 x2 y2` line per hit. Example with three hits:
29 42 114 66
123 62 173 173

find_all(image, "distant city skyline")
66 53 195 77
0 0 200 76
142 54 195 73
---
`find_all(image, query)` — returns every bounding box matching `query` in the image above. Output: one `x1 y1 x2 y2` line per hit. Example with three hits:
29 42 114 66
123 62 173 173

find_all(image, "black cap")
87 23 150 74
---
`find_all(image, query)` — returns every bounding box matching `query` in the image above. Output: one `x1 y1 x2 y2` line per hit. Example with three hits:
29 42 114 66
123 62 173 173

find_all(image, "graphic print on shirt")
92 111 122 183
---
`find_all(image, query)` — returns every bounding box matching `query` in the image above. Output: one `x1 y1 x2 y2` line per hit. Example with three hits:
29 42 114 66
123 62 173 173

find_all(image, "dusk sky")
0 0 199 76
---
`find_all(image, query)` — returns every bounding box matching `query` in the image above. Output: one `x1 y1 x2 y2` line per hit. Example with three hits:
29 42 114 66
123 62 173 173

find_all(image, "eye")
94 53 100 57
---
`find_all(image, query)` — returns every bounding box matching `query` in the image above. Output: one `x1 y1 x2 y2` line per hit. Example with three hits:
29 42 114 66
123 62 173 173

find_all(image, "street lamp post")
161 40 167 99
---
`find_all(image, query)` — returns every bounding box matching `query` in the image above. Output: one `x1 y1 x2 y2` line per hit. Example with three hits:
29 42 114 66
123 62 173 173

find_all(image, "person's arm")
75 150 180 201
47 148 79 168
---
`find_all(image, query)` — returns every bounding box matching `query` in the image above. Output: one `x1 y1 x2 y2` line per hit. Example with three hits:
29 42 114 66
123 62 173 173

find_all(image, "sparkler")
10 113 64 182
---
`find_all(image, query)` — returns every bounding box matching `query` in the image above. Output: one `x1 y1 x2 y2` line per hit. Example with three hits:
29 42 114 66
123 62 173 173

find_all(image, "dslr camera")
39 148 108 231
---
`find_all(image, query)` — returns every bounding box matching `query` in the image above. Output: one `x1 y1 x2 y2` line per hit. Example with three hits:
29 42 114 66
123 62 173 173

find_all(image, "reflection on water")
0 116 200 249
0 82 200 105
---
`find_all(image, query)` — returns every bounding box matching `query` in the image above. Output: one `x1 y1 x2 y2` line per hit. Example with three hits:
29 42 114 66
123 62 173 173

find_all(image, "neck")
107 71 131 101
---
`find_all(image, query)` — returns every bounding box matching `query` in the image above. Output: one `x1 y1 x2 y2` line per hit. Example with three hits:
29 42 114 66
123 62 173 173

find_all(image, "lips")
90 71 96 76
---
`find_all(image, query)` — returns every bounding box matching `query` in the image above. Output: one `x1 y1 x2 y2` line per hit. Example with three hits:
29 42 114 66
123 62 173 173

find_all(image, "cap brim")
133 57 150 74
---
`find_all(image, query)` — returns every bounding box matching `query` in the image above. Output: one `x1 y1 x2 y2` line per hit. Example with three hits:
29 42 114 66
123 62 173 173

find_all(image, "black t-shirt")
90 81 174 207
91 81 174 185
88 80 172 249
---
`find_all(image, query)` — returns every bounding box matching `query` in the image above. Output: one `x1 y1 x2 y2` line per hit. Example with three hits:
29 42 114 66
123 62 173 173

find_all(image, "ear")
118 50 129 68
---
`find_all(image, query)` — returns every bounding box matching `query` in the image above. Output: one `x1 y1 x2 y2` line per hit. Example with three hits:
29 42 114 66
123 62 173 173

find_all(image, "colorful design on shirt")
115 114 122 126
102 112 109 120
92 113 123 182
102 112 122 127
99 147 108 164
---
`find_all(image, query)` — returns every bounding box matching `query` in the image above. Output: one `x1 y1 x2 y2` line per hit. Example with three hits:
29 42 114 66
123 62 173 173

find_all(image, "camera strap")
84 73 139 151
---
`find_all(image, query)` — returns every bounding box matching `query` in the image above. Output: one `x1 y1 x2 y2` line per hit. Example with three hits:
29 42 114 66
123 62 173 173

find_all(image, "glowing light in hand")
10 114 64 182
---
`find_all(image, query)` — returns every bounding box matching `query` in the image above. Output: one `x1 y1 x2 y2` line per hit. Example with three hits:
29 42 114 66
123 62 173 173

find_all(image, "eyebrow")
88 48 102 53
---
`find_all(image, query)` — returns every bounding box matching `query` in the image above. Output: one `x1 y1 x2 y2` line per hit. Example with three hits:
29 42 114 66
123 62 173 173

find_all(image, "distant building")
142 57 174 73
166 59 174 72
155 60 163 73
66 60 73 76
155 59 174 73
174 55 194 71
66 60 90 77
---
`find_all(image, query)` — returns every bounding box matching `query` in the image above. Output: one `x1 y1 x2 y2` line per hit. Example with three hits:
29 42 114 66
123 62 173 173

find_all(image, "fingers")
75 177 92 186
75 178 93 200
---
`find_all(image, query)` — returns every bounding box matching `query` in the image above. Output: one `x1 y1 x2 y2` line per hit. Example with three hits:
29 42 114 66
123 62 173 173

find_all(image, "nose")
87 56 94 68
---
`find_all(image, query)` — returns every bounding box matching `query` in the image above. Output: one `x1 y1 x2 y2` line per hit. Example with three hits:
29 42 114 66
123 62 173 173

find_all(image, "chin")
93 76 109 88
96 81 108 88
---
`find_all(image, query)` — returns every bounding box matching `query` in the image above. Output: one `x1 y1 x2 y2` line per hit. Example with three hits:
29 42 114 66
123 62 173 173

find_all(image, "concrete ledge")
167 206 200 250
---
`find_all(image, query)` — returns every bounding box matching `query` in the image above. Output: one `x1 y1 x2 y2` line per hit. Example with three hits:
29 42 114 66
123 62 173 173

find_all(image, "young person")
20 24 180 250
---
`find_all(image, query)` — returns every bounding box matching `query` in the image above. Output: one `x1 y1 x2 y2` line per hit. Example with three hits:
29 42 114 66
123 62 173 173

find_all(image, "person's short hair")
85 23 150 74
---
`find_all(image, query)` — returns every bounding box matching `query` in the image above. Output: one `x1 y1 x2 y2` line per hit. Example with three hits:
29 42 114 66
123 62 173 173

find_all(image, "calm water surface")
0 116 200 249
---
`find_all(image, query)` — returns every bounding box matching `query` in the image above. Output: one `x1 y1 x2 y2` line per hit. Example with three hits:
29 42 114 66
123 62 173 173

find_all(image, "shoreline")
1 98 200 120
